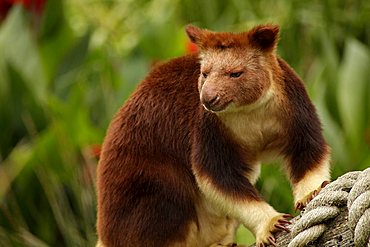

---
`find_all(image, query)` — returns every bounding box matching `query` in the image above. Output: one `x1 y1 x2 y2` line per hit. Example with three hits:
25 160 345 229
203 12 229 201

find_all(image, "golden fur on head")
186 24 282 114
185 24 280 52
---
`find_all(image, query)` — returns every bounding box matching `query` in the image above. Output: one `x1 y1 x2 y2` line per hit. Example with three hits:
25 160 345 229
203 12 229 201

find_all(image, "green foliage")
0 1 369 246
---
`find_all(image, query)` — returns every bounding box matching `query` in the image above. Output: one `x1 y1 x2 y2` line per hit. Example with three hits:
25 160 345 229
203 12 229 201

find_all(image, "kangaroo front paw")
295 180 329 210
255 214 292 247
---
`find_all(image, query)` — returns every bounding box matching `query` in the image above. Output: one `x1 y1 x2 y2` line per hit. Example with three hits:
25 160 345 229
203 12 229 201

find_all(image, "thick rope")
288 168 370 247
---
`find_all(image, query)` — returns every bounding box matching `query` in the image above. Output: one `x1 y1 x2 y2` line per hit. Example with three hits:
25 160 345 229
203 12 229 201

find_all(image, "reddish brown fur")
97 55 201 247
278 58 329 183
96 24 330 247
186 24 279 52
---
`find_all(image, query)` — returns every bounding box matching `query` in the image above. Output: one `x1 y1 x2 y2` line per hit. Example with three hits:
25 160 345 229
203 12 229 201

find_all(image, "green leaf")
39 0 65 39
56 32 91 78
54 32 91 98
236 225 255 245
337 38 370 153
39 0 75 82
0 53 9 100
0 6 47 103
0 142 33 201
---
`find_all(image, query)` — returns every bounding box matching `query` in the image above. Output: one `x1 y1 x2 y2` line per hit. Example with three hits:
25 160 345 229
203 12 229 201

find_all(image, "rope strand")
288 168 370 247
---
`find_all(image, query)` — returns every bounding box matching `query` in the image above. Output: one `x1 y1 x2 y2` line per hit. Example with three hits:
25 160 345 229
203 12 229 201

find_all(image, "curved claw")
283 214 293 219
321 180 330 188
268 235 276 243
268 236 276 246
312 190 318 198
274 223 291 233
278 219 292 225
295 202 303 211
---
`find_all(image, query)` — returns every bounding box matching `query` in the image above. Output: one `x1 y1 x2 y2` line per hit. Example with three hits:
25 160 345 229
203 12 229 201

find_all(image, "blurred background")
0 0 369 246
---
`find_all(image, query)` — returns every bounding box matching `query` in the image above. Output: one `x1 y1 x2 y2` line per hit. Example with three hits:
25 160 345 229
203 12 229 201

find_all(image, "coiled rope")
288 167 370 247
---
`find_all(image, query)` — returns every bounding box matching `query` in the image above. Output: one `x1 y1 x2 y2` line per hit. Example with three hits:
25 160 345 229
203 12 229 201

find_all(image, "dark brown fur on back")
278 58 328 183
97 54 201 247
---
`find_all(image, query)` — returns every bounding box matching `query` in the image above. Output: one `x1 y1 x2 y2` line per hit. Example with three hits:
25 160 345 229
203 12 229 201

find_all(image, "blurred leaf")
0 227 12 247
319 28 342 124
16 228 49 247
0 6 47 103
306 58 351 173
56 32 91 78
39 0 75 82
0 62 47 158
0 53 9 101
35 167 85 247
120 56 148 96
337 39 370 154
54 32 91 98
39 0 64 39
0 142 33 201
236 225 255 245
317 100 351 175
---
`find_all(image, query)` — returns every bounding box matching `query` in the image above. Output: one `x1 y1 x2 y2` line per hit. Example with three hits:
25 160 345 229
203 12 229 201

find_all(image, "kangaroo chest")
218 106 284 159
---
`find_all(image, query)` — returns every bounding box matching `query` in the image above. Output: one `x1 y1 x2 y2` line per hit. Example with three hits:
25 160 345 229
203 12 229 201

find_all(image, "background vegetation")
0 0 369 246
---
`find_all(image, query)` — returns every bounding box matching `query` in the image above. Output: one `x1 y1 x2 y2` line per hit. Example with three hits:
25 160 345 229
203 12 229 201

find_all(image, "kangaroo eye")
230 72 243 78
202 72 208 78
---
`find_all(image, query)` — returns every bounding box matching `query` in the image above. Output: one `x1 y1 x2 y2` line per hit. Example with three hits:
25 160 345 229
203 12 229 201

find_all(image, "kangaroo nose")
203 95 220 110
201 89 220 111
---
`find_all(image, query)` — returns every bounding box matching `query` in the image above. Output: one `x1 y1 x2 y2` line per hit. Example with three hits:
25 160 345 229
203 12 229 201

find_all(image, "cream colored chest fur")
218 95 284 163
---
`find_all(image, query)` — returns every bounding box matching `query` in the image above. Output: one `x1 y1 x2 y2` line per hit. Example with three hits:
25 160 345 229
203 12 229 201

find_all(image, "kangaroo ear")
248 24 280 52
185 24 204 45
